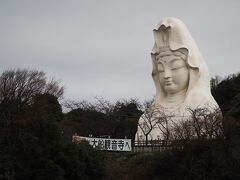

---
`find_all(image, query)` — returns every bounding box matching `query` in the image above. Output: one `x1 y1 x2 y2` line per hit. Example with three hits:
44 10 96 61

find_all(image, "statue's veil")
151 17 218 110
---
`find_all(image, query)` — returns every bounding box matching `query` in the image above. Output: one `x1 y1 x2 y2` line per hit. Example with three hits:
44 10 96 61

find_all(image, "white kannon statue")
135 17 221 141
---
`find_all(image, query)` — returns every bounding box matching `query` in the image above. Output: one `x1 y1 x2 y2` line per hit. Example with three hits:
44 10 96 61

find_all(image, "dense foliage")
61 99 142 139
105 139 240 180
0 69 105 180
1 68 240 180
211 73 240 117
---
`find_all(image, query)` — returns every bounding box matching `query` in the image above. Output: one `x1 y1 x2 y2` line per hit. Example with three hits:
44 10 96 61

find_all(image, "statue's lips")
165 81 173 86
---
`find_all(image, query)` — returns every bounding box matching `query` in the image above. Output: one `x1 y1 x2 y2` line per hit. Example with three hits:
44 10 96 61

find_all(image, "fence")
133 140 183 152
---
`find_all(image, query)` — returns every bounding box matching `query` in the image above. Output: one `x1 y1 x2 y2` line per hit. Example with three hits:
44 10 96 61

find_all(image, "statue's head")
151 17 219 110
154 26 190 96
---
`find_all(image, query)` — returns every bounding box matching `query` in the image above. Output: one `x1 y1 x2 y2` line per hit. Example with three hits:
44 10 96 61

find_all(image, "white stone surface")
135 17 221 141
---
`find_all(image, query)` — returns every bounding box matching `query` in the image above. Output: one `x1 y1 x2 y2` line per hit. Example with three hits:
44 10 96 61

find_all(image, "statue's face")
157 54 189 95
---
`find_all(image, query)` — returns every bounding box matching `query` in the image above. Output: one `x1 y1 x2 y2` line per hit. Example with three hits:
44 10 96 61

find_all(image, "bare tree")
63 99 96 111
137 99 158 145
0 69 64 106
63 96 114 113
155 110 174 144
44 78 64 99
202 107 223 139
210 75 222 92
171 107 223 141
94 96 115 115
172 119 193 141
187 108 206 139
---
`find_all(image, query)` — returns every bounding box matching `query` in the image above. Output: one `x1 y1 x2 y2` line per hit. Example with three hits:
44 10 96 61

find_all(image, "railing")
134 140 171 146
133 140 183 152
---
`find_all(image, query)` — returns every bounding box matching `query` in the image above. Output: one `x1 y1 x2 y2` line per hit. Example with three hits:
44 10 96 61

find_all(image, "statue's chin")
163 85 176 94
163 85 188 96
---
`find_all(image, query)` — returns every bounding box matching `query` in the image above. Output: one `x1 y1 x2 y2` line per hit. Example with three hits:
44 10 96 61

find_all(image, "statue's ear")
151 43 159 55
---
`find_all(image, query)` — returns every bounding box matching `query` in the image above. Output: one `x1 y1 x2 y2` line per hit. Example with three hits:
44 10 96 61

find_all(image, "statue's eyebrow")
157 56 182 65
170 58 183 64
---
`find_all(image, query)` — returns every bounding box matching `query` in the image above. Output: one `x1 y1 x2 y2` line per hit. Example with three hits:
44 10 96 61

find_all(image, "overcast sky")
0 0 239 102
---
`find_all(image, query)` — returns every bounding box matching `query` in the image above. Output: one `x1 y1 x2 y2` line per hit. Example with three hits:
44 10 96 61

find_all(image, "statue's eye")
171 59 186 70
171 66 184 70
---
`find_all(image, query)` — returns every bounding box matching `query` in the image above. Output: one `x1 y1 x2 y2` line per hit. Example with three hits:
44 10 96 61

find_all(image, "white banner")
72 136 132 152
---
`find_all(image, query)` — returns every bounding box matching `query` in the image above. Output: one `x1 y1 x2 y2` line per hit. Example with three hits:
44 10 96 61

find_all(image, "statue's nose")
164 69 172 79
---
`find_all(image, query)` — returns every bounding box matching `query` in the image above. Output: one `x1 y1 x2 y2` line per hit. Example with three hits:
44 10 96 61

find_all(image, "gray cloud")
0 0 239 102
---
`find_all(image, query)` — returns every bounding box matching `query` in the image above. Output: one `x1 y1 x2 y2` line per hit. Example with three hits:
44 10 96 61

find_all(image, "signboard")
72 135 132 152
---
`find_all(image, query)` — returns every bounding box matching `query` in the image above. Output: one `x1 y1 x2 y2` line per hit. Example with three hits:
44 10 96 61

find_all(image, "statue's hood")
151 17 218 109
